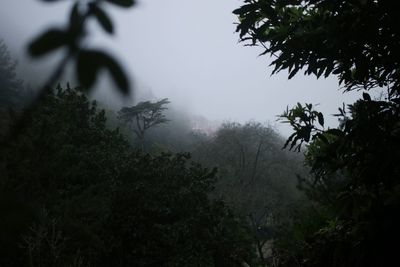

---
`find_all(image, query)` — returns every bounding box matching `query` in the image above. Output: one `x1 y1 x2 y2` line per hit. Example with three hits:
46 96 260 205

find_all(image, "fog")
0 0 363 136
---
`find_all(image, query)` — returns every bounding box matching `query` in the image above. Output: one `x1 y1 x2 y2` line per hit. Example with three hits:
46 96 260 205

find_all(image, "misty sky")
0 0 364 135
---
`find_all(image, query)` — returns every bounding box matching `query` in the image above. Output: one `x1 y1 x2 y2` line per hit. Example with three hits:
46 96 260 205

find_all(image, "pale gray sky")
0 0 363 135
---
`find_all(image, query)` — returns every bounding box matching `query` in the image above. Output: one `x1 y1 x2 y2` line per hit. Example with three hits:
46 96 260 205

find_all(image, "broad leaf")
363 92 371 101
77 50 100 89
69 2 80 26
317 112 324 127
91 5 114 34
106 55 129 95
77 50 129 94
105 0 135 7
28 29 68 57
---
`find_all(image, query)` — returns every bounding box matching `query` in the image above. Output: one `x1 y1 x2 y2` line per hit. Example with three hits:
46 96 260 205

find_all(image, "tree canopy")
192 122 305 265
234 0 400 96
0 86 255 267
234 0 400 266
118 98 170 150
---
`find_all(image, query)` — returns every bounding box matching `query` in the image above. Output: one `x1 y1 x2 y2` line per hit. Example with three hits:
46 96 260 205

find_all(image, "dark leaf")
288 67 299 79
76 50 100 89
69 2 80 25
105 0 135 7
91 5 114 34
289 136 300 151
317 112 324 127
232 4 256 15
106 56 130 95
363 92 371 101
324 63 334 78
28 29 68 57
77 49 129 94
316 66 325 78
283 132 296 149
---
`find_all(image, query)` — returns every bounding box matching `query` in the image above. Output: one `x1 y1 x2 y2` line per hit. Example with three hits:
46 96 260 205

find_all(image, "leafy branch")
2 0 136 146
29 0 136 95
278 103 325 152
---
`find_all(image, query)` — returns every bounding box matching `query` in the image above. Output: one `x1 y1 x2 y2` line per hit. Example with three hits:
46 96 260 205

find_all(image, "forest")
1 0 399 266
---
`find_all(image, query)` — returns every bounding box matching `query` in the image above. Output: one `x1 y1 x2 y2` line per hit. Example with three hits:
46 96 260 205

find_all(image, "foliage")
143 108 199 153
234 0 400 96
234 0 400 266
279 103 325 152
1 85 129 267
0 86 255 267
192 122 305 265
275 98 400 266
0 39 25 108
118 98 170 150
0 40 31 139
29 0 135 93
102 152 255 267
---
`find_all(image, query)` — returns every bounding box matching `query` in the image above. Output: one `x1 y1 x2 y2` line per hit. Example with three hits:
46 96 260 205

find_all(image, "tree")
0 40 28 138
102 152 256 267
0 85 129 267
277 96 400 267
0 40 24 108
234 0 400 266
118 98 170 151
192 122 305 266
1 86 255 266
234 0 400 96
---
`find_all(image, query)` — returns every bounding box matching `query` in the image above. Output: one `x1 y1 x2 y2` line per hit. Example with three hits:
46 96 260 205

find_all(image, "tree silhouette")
0 40 24 108
118 98 170 151
234 1 400 266
234 0 399 96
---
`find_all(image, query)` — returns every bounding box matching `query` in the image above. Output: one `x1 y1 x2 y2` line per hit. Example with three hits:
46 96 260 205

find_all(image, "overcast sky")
0 0 363 135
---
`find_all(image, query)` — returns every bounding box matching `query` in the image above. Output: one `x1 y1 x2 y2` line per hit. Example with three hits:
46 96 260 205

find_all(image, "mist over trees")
118 98 170 151
0 83 257 267
191 122 306 263
0 39 307 267
2 0 398 266
0 40 24 108
0 39 304 266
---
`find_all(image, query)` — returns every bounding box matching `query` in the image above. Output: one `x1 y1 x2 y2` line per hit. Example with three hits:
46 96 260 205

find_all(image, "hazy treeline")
2 0 397 266
0 40 307 266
